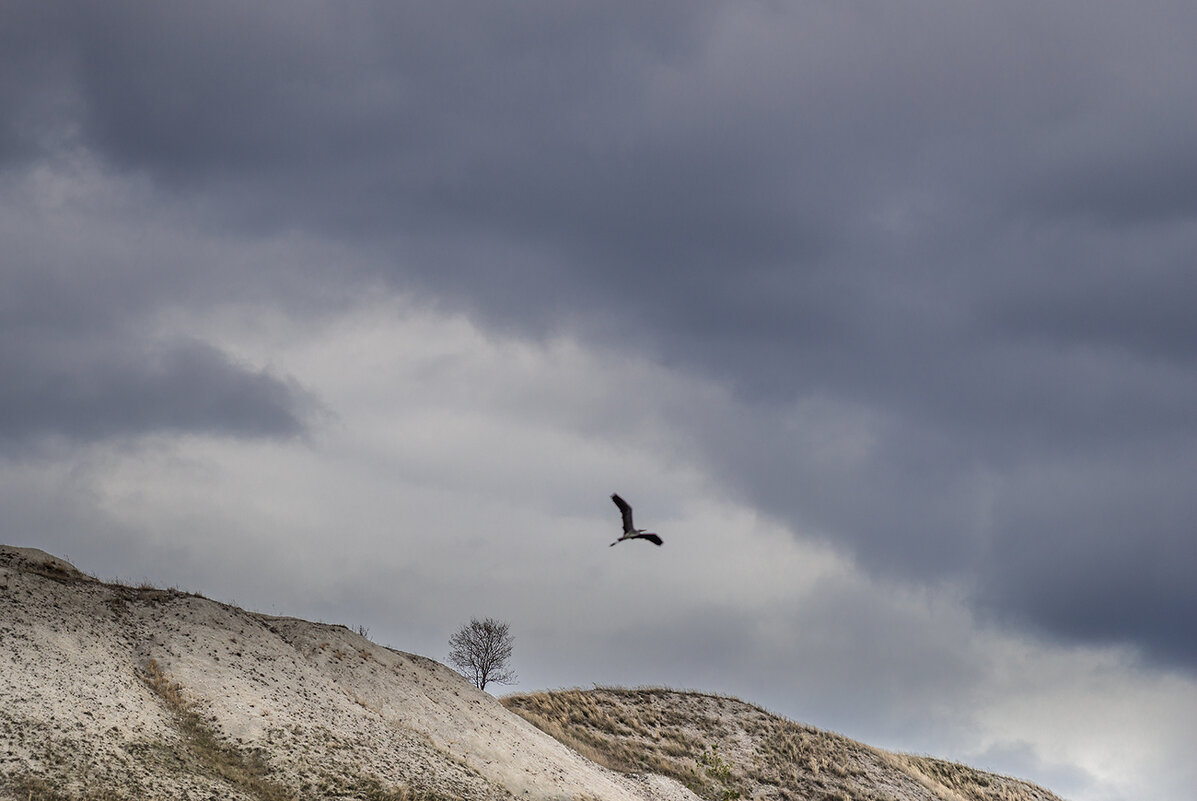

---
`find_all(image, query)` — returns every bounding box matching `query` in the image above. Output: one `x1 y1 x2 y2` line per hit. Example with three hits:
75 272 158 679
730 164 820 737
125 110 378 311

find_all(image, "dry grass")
503 688 1065 801
881 753 1051 801
504 688 761 800
504 688 710 793
141 658 298 801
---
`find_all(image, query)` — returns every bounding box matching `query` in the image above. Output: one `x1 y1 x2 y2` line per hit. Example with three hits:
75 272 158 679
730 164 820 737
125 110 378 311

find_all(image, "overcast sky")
4 2 1196 799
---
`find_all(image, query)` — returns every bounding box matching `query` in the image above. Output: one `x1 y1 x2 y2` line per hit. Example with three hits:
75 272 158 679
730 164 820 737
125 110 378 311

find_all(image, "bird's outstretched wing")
638 533 663 546
611 493 634 534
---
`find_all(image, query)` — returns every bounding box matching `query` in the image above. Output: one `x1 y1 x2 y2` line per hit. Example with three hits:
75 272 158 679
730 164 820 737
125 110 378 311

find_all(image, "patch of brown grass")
504 688 742 800
883 753 1047 801
503 688 1063 801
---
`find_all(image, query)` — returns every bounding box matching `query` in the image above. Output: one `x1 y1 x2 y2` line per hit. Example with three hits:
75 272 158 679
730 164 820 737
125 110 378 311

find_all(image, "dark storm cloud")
0 225 309 451
978 451 1197 666
0 335 305 450
7 1 1197 669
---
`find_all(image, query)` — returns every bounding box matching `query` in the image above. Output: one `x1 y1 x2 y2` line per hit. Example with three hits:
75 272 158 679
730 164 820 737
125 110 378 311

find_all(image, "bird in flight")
610 493 663 547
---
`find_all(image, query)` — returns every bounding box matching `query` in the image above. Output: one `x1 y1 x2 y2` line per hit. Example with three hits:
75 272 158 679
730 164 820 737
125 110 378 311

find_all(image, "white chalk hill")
1 545 695 800
1 545 1065 801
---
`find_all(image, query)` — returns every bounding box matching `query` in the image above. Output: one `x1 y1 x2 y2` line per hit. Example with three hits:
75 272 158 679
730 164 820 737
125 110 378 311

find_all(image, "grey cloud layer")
4 1 1196 667
0 335 304 447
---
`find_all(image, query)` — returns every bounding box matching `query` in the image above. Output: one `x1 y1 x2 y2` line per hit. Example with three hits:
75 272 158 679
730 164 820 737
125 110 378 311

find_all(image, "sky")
3 2 1196 799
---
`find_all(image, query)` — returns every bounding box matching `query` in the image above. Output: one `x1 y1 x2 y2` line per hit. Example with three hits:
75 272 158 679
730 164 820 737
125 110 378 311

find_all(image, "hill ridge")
2 546 1064 801
503 687 1065 801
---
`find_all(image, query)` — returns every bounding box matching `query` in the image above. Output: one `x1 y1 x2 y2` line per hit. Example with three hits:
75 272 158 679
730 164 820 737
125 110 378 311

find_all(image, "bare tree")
448 617 517 691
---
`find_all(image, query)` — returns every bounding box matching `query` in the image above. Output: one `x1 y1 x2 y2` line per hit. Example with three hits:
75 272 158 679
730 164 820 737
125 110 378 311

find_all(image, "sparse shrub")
698 744 742 800
143 658 188 709
699 744 734 783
